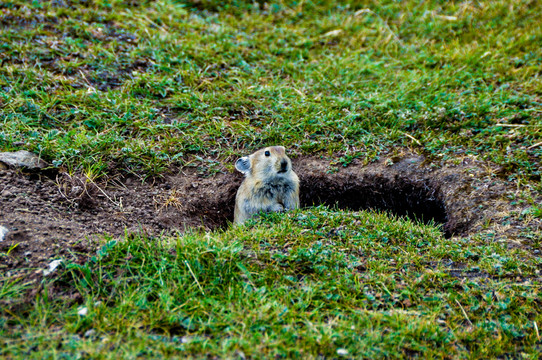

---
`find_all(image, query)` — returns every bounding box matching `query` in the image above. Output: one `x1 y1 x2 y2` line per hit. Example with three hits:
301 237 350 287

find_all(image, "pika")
234 146 300 225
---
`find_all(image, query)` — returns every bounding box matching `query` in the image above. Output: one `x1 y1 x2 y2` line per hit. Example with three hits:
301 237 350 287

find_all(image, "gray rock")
0 225 8 242
84 329 96 338
0 150 47 170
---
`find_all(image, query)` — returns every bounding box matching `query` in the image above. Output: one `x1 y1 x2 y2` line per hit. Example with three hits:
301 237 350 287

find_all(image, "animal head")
235 146 292 178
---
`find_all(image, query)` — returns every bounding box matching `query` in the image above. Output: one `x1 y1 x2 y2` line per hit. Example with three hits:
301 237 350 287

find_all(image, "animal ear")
235 156 251 174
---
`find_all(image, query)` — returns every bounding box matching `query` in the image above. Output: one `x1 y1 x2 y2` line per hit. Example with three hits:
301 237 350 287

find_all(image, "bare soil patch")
1 154 537 283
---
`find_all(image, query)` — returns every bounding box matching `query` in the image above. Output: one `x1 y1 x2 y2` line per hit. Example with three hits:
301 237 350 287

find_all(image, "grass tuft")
2 207 542 358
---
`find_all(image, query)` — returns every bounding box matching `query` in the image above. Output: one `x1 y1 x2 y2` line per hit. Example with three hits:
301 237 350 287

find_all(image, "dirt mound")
1 154 534 281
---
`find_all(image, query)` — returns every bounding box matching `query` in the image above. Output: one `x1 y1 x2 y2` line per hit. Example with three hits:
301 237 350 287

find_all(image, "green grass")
2 0 542 357
2 207 542 358
1 0 540 180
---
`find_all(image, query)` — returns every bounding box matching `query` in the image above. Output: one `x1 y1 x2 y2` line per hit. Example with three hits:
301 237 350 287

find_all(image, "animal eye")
264 151 270 157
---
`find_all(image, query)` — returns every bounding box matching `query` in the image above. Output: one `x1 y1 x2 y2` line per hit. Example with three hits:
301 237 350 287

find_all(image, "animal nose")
280 160 288 171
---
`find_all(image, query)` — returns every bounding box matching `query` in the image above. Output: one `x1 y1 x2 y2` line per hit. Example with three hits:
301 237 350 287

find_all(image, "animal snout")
278 160 288 173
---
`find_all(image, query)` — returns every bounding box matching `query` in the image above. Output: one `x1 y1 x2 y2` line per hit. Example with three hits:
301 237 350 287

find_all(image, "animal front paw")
270 203 285 213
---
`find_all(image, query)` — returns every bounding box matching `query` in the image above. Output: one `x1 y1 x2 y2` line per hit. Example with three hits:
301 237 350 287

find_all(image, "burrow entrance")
299 174 449 234
0 155 523 279
182 157 465 238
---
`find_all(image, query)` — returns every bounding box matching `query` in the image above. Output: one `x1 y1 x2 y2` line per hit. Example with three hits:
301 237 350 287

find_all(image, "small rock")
78 307 88 316
43 259 63 276
337 349 349 356
84 329 96 338
0 150 47 170
0 225 8 242
179 336 192 344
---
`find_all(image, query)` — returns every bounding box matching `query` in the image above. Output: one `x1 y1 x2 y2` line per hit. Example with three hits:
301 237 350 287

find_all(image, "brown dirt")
1 154 540 284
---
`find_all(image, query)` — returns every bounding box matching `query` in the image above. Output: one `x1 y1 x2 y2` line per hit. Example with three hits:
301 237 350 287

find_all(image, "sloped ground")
2 153 539 282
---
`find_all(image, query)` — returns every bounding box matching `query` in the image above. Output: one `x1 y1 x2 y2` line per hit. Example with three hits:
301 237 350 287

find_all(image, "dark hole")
206 173 455 238
299 174 452 238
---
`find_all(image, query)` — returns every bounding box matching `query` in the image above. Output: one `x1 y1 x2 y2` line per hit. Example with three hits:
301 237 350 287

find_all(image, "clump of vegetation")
2 208 542 358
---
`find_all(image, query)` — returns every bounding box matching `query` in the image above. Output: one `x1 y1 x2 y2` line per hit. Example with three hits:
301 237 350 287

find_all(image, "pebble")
84 329 96 338
337 349 349 356
0 225 8 242
43 259 63 276
77 307 88 316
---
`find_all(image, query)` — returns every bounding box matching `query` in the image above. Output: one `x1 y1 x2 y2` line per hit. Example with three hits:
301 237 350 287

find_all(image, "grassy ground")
3 209 542 358
1 0 540 179
1 0 542 358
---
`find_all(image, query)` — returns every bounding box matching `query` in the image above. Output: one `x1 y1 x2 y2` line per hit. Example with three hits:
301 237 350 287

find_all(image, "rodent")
233 146 300 225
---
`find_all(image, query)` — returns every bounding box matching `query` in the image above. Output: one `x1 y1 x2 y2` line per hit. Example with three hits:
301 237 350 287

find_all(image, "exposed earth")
1 153 540 283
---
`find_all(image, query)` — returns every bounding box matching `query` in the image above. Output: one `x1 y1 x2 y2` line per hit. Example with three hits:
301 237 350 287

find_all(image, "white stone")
78 307 88 316
0 225 8 242
337 349 349 356
43 259 63 276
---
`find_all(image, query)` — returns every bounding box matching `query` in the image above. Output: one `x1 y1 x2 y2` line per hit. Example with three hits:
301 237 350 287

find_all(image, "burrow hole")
203 173 455 238
299 174 452 237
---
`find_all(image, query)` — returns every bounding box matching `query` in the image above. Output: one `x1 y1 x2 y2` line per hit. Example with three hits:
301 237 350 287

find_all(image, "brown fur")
234 146 300 225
